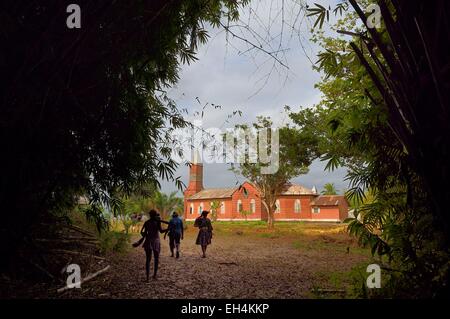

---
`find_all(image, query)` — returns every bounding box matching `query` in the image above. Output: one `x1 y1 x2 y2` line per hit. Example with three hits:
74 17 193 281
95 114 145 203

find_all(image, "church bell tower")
184 150 203 198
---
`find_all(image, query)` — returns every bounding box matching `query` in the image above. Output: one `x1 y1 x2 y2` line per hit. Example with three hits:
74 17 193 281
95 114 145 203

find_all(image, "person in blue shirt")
167 212 184 258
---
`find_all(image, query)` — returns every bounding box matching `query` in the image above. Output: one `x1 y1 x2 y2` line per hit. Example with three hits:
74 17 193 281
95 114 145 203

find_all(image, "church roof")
311 195 347 206
281 183 316 195
188 187 237 200
187 182 316 200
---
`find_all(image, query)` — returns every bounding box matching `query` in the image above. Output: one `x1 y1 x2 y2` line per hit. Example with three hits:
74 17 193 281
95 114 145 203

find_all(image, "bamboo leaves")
306 3 329 29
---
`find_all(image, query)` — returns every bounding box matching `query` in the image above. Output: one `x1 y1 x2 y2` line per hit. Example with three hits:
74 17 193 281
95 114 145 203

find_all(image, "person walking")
167 212 184 258
137 210 167 281
194 210 213 258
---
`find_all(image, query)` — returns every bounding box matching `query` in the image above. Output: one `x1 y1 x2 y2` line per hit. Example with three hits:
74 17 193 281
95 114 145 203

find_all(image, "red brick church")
183 156 349 222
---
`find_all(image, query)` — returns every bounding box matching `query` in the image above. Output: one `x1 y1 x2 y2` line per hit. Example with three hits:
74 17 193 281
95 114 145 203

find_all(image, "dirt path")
58 226 369 299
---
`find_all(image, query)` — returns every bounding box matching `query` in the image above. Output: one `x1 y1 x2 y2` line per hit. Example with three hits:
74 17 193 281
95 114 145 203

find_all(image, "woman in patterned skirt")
194 210 213 258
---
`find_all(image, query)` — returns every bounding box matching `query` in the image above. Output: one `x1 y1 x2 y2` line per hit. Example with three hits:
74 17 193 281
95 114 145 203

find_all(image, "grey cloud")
160 0 348 194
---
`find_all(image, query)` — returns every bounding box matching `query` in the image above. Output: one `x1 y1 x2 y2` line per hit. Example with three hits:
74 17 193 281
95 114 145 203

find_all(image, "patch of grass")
291 239 329 251
347 245 372 256
206 221 346 238
187 220 347 235
291 234 371 256
311 261 378 299
214 220 268 227
188 220 371 258
213 221 269 234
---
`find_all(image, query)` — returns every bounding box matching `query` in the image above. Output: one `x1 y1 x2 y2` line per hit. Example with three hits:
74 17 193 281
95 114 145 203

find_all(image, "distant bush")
99 231 130 254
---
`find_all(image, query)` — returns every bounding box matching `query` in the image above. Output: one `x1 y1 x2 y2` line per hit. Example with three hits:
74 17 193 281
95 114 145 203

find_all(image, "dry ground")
55 221 372 299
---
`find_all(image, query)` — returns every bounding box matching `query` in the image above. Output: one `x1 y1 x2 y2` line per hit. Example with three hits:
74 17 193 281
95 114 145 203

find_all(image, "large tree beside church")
231 117 319 228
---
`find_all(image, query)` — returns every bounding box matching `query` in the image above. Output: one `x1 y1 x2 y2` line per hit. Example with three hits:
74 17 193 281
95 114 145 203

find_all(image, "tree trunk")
267 208 275 229
261 200 274 228
267 214 273 228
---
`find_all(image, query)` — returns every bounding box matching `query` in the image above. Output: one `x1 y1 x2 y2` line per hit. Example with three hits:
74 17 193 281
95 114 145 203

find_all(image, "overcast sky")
160 0 348 195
